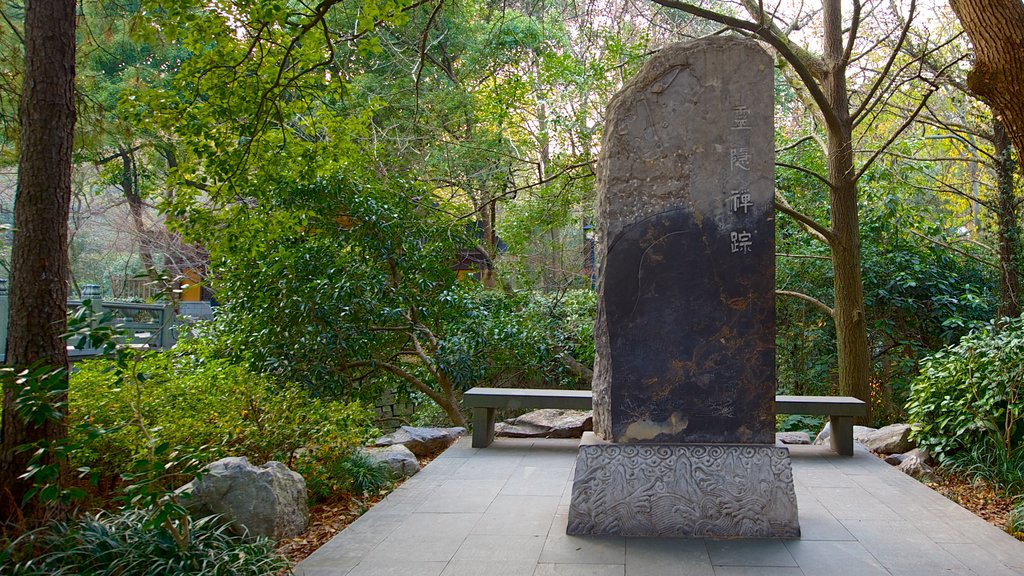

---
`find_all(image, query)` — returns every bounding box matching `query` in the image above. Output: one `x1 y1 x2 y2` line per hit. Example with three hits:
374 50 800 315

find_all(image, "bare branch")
909 229 998 269
777 252 831 261
856 82 939 180
851 0 916 123
777 161 833 190
775 191 834 245
777 290 835 317
650 0 841 135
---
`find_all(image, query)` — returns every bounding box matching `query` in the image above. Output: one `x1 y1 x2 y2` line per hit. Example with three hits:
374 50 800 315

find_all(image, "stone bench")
463 387 867 455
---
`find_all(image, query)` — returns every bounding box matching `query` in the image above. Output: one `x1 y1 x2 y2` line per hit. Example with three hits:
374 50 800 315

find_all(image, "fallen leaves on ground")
928 471 1017 535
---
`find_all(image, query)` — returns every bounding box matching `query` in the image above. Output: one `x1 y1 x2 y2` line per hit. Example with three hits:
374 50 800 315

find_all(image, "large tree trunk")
823 0 872 420
949 0 1024 164
0 0 77 524
122 147 158 276
993 118 1021 319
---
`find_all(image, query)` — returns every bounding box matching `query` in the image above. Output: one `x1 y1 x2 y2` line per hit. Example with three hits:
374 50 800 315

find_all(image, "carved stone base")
567 433 800 538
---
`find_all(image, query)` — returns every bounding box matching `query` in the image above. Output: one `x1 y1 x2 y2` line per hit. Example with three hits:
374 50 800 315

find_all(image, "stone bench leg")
472 407 496 448
829 415 854 456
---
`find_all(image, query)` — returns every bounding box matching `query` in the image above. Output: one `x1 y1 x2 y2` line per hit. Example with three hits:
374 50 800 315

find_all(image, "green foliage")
436 288 596 391
944 435 1024 495
774 140 996 421
69 336 378 492
1008 502 1024 536
0 510 287 575
907 315 1024 463
776 414 824 434
297 448 395 502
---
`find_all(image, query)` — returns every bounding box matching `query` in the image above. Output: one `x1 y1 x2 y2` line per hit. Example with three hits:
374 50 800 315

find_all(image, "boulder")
182 456 308 540
813 422 877 446
374 426 465 457
776 431 811 445
884 453 907 466
859 423 914 455
897 454 935 482
904 447 933 465
360 445 419 477
496 409 593 439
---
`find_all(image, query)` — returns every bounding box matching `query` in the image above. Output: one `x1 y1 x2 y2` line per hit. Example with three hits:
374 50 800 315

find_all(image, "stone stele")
568 37 799 538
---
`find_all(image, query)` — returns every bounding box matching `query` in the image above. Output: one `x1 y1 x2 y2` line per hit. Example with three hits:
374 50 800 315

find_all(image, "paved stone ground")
295 438 1024 576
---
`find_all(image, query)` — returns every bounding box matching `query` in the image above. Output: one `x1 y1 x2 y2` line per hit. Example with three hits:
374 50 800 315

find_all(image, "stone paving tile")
840 519 973 575
451 458 520 481
358 512 481 563
534 563 625 576
705 540 798 567
805 486 901 521
794 502 855 542
474 495 561 535
501 465 574 496
414 478 504 513
292 557 359 576
452 534 547 562
539 514 626 564
295 440 1024 576
624 538 714 576
345 560 447 576
439 559 538 576
939 542 1020 576
711 567 805 576
784 540 888 576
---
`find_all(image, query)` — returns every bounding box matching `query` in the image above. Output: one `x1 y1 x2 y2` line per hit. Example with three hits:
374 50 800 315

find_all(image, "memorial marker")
568 37 800 538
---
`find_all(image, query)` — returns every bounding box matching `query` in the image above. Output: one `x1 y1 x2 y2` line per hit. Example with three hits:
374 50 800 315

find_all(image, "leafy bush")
1 510 287 575
437 287 596 391
906 316 1024 463
1007 502 1024 537
944 435 1024 495
297 449 396 502
776 414 824 434
68 337 379 496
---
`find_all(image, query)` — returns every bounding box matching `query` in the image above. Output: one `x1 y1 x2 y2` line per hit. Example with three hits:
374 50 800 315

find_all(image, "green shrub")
1008 502 1024 536
945 435 1024 495
0 510 287 575
295 445 395 502
776 414 824 434
906 316 1024 463
68 337 379 495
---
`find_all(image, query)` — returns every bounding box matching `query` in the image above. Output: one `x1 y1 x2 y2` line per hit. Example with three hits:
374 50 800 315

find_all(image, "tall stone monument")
567 37 800 538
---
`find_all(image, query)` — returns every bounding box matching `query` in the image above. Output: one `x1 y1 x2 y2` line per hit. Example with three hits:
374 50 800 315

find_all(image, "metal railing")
0 282 177 362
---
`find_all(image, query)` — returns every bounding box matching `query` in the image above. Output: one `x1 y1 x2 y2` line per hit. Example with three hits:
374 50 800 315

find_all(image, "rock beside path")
496 409 593 439
182 456 308 539
360 445 420 477
776 431 811 445
859 423 915 455
374 426 465 457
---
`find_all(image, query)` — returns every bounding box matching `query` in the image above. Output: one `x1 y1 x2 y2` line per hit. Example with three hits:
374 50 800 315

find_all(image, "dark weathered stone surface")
568 433 799 538
591 37 776 445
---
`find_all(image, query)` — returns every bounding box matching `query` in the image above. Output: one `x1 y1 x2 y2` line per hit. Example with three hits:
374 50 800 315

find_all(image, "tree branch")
777 290 834 317
775 191 834 245
850 0 916 123
650 0 841 135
